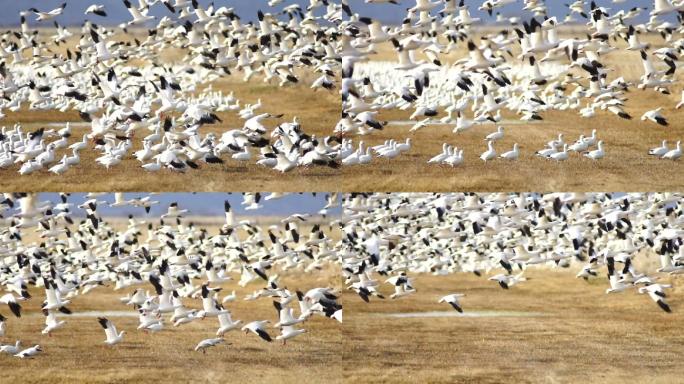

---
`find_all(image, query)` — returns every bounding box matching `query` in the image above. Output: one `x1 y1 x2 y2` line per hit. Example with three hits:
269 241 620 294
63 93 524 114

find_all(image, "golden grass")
0 77 340 192
341 269 684 383
0 268 343 384
340 32 684 191
340 103 684 191
0 28 341 192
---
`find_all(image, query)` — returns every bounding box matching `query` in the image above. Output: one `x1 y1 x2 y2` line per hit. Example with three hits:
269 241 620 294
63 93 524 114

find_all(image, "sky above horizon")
0 0 658 26
348 0 655 24
0 0 322 27
32 192 339 217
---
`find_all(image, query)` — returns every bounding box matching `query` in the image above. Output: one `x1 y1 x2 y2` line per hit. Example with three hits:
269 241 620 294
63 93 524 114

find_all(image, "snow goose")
395 138 412 153
550 144 569 161
536 143 558 158
584 141 605 160
216 311 242 336
480 141 496 162
489 272 527 289
652 0 684 16
428 144 451 164
569 136 589 152
485 126 504 142
123 0 155 25
242 321 272 342
661 141 681 160
649 140 669 156
641 108 668 126
198 285 226 318
0 341 21 355
85 4 107 17
28 3 66 21
195 338 225 353
438 293 465 313
444 148 464 167
638 283 673 312
137 307 163 332
273 301 305 327
43 279 71 311
276 325 306 345
14 345 42 358
0 293 21 317
499 143 519 161
41 309 66 336
48 156 69 175
453 112 474 133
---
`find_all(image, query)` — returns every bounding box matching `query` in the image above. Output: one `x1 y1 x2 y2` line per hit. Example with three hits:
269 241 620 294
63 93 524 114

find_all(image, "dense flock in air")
0 0 344 175
340 0 684 166
0 0 682 179
342 193 683 313
0 192 342 358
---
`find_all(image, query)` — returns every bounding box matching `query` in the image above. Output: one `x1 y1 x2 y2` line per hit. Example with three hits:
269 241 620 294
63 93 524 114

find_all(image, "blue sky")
0 0 657 26
349 0 655 24
35 192 339 217
0 0 324 26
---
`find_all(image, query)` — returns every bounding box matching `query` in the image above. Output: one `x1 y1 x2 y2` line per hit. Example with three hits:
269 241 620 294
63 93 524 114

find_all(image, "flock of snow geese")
342 192 683 314
340 0 684 166
1 0 682 178
1 191 683 359
0 0 344 175
0 193 342 358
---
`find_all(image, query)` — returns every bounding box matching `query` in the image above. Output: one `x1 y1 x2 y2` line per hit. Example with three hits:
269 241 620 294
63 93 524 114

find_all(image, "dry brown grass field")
341 269 684 383
341 32 684 191
0 219 343 383
0 268 343 384
0 78 340 192
0 29 341 192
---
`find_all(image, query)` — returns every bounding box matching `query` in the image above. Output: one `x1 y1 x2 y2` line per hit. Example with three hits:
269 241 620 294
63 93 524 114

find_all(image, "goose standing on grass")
480 141 496 162
499 143 519 161
0 341 21 355
98 317 125 346
444 148 464 167
485 126 504 142
550 144 569 161
649 140 669 156
662 141 681 160
584 141 605 160
428 144 451 164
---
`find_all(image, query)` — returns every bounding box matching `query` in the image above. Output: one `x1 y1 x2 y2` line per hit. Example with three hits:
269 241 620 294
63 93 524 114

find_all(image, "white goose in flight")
98 317 125 346
438 293 465 313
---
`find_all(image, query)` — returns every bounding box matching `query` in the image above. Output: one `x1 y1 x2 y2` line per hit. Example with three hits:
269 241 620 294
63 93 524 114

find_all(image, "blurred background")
0 0 330 26
34 192 339 217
